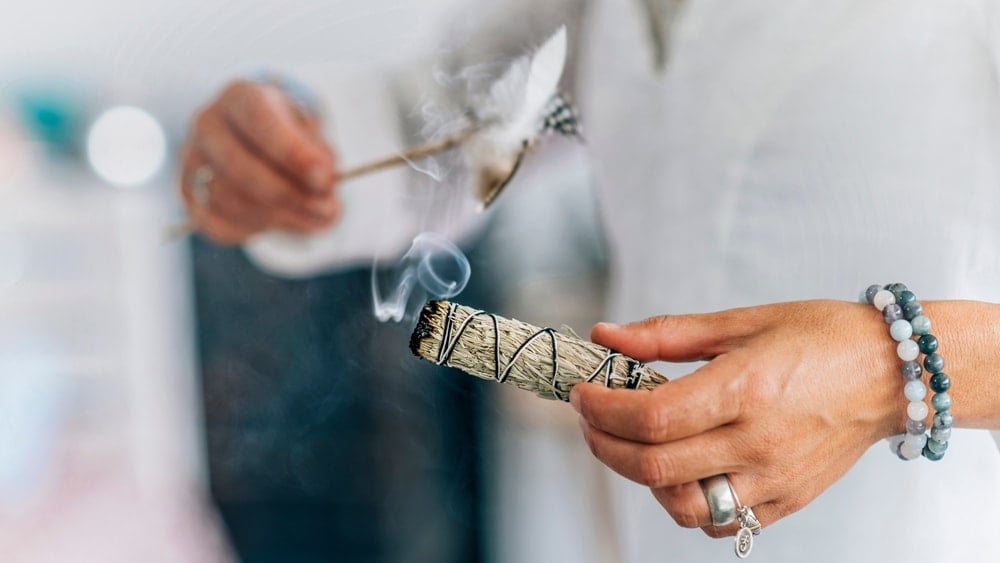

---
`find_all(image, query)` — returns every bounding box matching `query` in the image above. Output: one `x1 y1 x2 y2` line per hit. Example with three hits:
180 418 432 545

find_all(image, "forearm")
922 300 1000 429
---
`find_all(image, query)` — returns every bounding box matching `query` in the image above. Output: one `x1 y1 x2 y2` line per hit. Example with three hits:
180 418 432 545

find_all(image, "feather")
463 26 573 207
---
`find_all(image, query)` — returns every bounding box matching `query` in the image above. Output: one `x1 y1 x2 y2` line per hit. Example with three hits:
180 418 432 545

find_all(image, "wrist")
862 285 955 460
845 301 908 442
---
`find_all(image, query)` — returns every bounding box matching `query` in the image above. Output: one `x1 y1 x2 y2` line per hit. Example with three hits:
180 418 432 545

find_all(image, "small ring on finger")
189 164 214 207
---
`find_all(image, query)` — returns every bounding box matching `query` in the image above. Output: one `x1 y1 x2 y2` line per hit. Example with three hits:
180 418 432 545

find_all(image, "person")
179 1 1000 561
180 10 495 559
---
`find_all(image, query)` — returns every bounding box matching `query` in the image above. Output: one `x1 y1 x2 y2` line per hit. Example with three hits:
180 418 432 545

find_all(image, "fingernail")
308 167 330 192
569 387 582 412
596 322 621 331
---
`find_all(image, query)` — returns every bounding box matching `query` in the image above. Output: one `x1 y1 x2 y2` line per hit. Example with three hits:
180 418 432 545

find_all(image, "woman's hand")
570 300 905 538
179 80 340 245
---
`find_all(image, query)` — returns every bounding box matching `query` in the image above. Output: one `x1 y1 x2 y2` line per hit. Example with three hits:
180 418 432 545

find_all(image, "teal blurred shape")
10 82 85 159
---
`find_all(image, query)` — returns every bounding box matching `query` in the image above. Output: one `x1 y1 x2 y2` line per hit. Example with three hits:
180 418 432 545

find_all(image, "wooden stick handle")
165 128 475 242
338 129 474 180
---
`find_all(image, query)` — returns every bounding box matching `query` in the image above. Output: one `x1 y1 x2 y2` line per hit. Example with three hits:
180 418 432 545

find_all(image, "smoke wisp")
371 232 470 324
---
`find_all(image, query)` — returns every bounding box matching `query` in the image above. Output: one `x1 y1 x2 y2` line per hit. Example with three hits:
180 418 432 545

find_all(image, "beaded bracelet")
862 283 952 461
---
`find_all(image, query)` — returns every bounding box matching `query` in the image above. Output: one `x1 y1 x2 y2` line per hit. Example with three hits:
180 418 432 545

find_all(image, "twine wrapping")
410 300 667 401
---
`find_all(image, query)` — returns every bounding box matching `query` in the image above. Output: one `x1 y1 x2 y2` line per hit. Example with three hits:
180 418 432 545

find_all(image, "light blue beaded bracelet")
862 283 951 461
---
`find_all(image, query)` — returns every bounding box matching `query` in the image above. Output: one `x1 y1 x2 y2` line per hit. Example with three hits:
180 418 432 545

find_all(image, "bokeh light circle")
86 106 166 188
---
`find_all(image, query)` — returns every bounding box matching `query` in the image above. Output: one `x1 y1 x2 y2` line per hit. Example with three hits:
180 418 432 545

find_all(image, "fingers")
219 81 337 193
578 418 747 487
580 418 784 538
570 354 746 443
192 109 338 220
650 474 780 538
178 80 343 245
591 309 761 363
180 143 336 244
180 147 257 245
575 302 877 537
648 476 776 538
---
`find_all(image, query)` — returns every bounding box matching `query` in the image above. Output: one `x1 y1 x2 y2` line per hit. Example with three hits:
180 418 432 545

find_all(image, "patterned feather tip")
465 26 583 208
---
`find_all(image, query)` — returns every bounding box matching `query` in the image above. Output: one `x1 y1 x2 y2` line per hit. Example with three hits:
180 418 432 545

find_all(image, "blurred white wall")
1 0 466 134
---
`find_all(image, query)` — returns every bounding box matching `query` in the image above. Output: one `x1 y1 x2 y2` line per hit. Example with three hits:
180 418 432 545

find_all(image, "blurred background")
0 1 615 562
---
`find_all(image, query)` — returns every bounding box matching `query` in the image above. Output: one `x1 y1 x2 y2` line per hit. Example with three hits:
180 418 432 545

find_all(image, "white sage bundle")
410 300 667 401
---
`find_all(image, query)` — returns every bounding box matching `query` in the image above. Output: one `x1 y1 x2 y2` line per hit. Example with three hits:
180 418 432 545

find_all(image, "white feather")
512 25 568 144
463 26 568 204
476 26 567 150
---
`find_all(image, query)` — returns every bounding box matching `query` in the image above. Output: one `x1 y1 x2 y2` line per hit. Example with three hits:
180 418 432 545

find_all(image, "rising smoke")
371 232 471 323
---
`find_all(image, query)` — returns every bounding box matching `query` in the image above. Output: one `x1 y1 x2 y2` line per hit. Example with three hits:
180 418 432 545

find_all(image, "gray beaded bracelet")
862 283 952 461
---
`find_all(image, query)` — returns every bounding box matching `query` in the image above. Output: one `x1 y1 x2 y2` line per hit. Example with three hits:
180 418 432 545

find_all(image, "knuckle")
636 451 671 487
654 485 705 529
287 142 318 169
636 404 668 442
752 429 782 464
668 504 701 529
243 94 278 134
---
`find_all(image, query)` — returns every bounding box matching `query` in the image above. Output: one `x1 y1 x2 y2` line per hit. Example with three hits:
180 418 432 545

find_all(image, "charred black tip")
409 300 445 358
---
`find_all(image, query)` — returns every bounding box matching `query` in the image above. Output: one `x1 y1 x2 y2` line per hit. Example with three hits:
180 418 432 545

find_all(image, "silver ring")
189 164 214 207
700 474 738 526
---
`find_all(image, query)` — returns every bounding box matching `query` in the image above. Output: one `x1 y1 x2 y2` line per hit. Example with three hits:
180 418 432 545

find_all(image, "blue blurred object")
10 80 86 159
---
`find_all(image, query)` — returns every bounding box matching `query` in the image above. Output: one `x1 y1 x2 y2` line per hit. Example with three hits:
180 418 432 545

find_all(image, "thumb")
591 311 750 363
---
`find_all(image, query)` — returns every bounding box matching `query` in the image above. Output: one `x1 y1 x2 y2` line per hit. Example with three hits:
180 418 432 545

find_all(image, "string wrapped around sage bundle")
409 300 668 401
